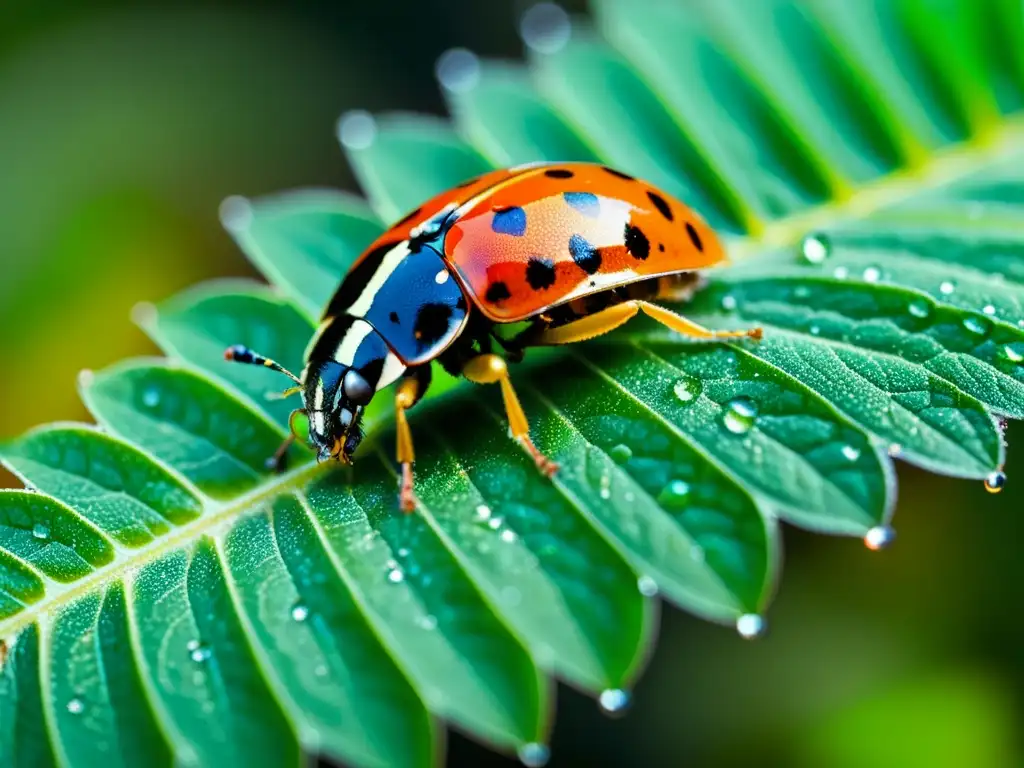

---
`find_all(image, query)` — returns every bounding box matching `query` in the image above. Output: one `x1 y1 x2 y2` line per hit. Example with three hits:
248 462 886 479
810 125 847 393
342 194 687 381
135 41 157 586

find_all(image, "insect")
225 162 761 511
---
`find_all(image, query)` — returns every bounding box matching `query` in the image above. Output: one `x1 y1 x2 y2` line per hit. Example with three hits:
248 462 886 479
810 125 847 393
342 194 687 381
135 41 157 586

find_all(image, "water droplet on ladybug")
518 742 551 767
800 233 830 264
939 280 956 295
598 688 632 716
723 397 758 435
736 613 767 639
984 470 1006 493
434 269 450 284
672 376 702 404
435 47 481 93
337 110 378 151
864 525 896 551
519 2 571 54
219 195 253 232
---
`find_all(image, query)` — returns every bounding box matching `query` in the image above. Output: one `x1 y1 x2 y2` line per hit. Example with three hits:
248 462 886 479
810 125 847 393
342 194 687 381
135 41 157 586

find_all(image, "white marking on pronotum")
377 353 407 390
347 242 412 318
334 319 374 367
312 411 326 435
313 385 325 410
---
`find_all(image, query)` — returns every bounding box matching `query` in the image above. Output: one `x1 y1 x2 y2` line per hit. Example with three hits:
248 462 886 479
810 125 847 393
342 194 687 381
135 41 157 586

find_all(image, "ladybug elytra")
226 162 761 511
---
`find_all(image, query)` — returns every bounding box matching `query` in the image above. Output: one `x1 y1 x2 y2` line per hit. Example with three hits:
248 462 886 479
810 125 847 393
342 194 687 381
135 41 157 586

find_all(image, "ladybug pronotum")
226 162 762 511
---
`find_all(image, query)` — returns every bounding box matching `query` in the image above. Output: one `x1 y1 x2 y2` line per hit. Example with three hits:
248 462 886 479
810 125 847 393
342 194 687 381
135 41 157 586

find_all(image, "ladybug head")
304 360 373 464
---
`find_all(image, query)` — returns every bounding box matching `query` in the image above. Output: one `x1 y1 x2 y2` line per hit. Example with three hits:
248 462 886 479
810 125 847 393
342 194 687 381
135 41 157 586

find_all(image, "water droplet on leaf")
833 266 849 279
983 304 996 316
673 376 702 404
501 529 517 543
722 397 758 435
609 444 632 464
908 299 932 320
291 602 309 622
800 233 830 264
999 344 1023 364
66 697 85 715
841 445 861 462
939 281 956 295
984 471 1006 494
387 567 404 584
598 688 632 716
189 642 212 663
864 525 896 551
657 479 691 510
519 3 571 54
31 523 50 540
862 266 881 282
142 387 161 408
962 315 991 337
518 742 551 767
720 294 738 312
474 504 491 521
736 614 767 639
637 576 658 597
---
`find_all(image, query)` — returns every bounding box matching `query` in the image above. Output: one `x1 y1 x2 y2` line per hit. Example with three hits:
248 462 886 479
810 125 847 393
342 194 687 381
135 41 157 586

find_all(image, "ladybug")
226 162 761 511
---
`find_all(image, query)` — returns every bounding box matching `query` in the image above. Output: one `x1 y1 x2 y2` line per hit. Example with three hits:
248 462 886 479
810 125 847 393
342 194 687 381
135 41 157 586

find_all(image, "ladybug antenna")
224 345 301 385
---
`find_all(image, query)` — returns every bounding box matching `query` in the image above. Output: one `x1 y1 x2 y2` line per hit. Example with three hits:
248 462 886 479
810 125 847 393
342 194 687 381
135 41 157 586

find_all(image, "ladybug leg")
535 302 640 345
266 408 307 472
637 302 763 341
394 369 431 513
462 354 559 477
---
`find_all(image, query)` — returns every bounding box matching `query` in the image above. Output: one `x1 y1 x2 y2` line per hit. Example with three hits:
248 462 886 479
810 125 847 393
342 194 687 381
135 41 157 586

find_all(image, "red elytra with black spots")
336 162 726 362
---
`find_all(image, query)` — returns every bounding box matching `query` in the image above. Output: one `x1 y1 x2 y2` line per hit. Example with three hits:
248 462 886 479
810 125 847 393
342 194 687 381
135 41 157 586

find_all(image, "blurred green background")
0 1 1020 766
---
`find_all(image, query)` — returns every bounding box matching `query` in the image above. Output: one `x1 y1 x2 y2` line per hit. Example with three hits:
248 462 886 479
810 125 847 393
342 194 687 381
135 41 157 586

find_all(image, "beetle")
225 162 761 511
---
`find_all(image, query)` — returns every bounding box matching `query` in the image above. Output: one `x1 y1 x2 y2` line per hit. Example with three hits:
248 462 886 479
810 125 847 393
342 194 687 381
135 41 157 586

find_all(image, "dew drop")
720 294 738 312
637 575 658 597
290 602 309 622
908 299 932 320
736 613 767 639
435 47 481 93
609 444 633 464
984 470 1006 494
722 397 758 435
841 445 861 462
387 568 405 584
31 523 50 540
888 443 903 458
864 525 896 551
833 266 849 280
488 516 504 530
862 266 881 283
983 304 997 316
66 697 85 715
337 110 378 150
519 3 571 54
1000 344 1024 364
962 314 991 337
141 387 161 408
314 664 329 677
657 479 691 510
672 376 702 404
598 688 632 716
189 642 212 663
219 195 253 232
474 504 492 522
800 233 830 264
939 280 956 296
501 529 518 543
417 614 438 630
518 742 551 768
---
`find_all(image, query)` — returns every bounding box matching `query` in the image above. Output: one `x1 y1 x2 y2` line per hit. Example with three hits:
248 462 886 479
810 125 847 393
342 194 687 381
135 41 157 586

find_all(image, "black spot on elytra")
603 167 635 181
525 257 557 290
658 243 665 252
569 234 602 274
544 168 574 179
413 303 454 347
393 206 422 227
686 222 704 252
389 311 400 324
563 191 600 218
647 191 673 221
624 224 650 260
491 206 527 236
485 281 512 303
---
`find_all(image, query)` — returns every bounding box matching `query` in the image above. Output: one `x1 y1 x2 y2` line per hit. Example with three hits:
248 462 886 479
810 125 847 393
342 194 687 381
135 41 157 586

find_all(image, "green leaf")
4 1 1024 765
